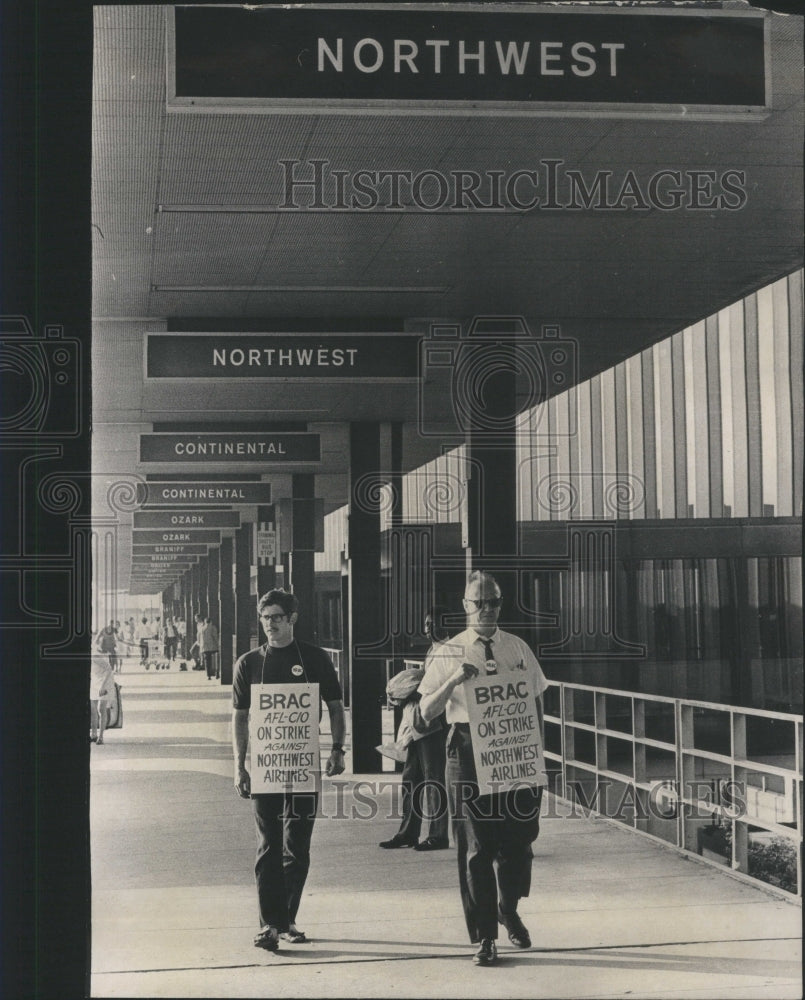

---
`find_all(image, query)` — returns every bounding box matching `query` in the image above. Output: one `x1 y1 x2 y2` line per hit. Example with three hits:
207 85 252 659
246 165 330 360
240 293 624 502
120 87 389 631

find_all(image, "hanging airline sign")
131 568 193 577
131 554 198 564
170 6 767 113
131 564 195 580
138 480 273 506
146 334 420 380
132 529 222 545
132 543 209 556
140 433 320 464
132 510 241 529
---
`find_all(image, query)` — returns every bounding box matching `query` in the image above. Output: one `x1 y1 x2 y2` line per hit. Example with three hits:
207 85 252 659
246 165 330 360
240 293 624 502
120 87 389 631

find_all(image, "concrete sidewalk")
90 665 802 999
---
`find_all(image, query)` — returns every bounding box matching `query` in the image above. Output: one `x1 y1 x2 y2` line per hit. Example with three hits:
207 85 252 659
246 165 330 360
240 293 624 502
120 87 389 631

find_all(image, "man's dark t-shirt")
232 639 342 712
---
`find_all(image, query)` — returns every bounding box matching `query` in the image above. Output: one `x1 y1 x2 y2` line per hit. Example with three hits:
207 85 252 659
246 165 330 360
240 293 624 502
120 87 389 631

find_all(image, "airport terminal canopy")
90 1 804 590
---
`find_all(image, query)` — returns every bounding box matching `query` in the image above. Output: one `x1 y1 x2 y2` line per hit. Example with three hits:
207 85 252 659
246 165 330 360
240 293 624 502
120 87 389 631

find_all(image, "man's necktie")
481 638 497 674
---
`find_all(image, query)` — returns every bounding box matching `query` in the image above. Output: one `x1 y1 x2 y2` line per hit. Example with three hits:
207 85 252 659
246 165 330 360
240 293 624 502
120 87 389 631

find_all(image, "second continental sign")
138 481 273 506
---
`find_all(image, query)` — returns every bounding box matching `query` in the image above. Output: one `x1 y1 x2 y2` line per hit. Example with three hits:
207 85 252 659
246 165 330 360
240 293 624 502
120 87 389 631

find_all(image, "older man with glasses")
232 588 346 952
418 570 548 967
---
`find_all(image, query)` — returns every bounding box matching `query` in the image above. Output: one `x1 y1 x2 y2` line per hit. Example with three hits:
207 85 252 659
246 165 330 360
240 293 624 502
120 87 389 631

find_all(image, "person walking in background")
135 616 151 664
379 605 451 852
163 616 179 662
124 617 136 655
96 621 118 672
419 571 548 967
200 616 220 679
89 654 116 745
191 613 205 670
112 621 123 672
175 616 187 660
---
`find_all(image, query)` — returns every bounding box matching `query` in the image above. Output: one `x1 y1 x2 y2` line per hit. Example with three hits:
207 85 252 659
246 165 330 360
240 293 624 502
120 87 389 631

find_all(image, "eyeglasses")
465 598 502 611
260 612 288 624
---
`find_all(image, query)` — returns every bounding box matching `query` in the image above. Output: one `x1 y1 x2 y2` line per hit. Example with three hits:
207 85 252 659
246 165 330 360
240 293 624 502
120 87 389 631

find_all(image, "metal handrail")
379 658 802 899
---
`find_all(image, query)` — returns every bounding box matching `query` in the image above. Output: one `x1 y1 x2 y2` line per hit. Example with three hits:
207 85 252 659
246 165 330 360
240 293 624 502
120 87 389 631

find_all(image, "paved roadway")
90 664 802 999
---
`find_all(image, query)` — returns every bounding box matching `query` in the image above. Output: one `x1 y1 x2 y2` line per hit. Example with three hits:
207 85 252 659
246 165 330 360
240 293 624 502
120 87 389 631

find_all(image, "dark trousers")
252 792 318 931
446 725 543 943
203 650 218 678
396 731 449 844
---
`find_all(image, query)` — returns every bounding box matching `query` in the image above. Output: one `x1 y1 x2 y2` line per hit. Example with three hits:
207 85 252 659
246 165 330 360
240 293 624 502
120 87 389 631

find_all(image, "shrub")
748 836 798 893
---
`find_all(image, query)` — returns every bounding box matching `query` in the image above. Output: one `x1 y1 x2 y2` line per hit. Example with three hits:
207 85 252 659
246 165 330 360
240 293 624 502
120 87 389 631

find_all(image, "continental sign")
138 480 273 506
140 433 320 464
146 335 419 379
132 511 241 529
171 6 766 110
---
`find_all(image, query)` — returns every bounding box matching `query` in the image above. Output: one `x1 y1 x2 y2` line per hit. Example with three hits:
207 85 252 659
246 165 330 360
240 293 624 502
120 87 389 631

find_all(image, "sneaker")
254 926 279 951
473 938 498 966
279 925 307 943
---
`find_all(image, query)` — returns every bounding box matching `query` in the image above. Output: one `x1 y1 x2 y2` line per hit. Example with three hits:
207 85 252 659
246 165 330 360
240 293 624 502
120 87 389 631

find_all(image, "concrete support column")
197 557 208 619
235 523 253 660
207 546 220 637
290 473 315 642
463 329 523 636
183 571 193 657
219 536 234 684
348 422 385 773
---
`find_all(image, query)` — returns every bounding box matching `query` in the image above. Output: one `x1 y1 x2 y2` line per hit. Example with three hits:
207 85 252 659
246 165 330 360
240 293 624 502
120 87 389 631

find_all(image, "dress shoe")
473 938 498 966
379 835 418 849
413 838 449 851
498 906 531 948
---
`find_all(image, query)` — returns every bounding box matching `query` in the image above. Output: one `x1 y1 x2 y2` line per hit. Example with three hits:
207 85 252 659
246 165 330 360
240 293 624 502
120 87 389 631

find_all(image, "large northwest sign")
146 334 420 379
171 6 766 111
140 433 320 464
138 480 273 506
132 511 241 529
